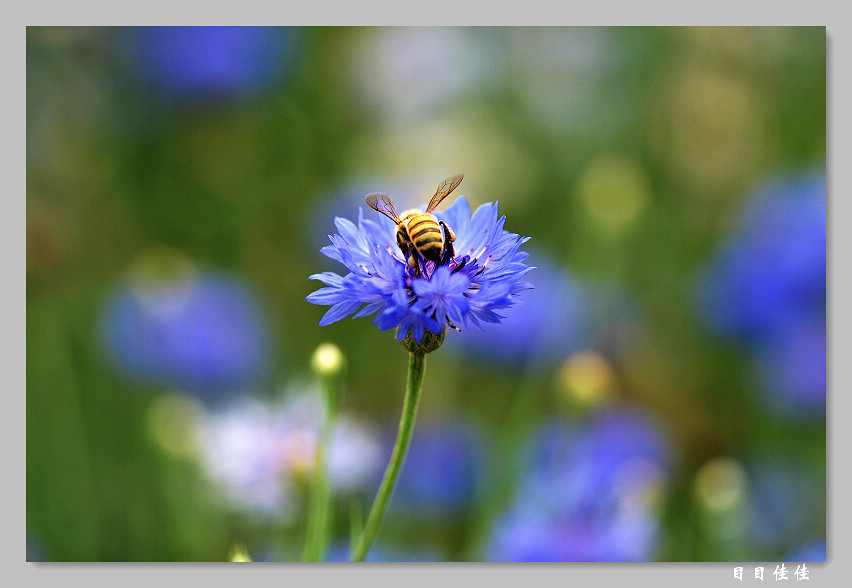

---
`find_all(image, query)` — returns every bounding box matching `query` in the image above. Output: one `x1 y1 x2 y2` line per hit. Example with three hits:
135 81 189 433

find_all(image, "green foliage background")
26 26 826 562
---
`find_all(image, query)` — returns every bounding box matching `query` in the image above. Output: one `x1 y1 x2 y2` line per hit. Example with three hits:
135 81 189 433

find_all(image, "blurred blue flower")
449 254 586 369
787 540 826 563
26 534 47 562
487 410 671 562
100 266 271 402
699 175 825 340
746 458 824 558
387 418 486 516
306 192 534 343
753 314 826 414
697 174 825 415
129 26 295 100
325 543 442 562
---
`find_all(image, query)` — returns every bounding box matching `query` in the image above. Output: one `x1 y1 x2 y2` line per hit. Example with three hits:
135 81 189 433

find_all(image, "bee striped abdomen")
366 175 463 273
407 215 444 261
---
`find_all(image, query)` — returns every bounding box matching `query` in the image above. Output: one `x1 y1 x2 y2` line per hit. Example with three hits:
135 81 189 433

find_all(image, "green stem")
301 418 332 562
302 351 343 563
351 351 427 562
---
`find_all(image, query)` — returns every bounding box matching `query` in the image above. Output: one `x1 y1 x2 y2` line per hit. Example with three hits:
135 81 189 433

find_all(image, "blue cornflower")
698 174 825 342
306 189 534 347
325 543 442 562
787 541 826 563
128 26 296 101
745 456 824 559
486 410 672 562
26 535 47 563
385 417 486 516
100 261 271 402
696 173 825 416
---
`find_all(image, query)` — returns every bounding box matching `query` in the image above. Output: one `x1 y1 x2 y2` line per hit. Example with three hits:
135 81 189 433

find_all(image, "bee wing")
426 173 464 213
365 192 401 223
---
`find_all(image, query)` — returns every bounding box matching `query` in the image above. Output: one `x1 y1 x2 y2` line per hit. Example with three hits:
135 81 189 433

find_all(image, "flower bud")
311 342 345 416
311 342 344 378
229 543 252 562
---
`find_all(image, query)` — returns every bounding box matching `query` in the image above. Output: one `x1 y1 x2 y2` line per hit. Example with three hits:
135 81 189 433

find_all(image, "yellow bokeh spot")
559 351 616 406
662 60 765 193
694 456 748 513
577 153 649 232
146 392 206 459
229 542 252 562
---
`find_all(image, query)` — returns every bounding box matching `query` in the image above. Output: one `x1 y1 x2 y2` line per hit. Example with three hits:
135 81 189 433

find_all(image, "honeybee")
366 173 464 274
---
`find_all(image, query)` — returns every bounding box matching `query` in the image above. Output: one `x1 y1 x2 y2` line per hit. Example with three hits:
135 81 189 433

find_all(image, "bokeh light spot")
694 456 748 513
311 342 344 378
661 61 767 194
146 392 207 458
577 153 649 232
559 350 616 406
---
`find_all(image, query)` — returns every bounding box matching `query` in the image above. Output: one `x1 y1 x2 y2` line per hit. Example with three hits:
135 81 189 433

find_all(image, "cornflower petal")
305 287 347 305
307 272 346 288
319 301 364 326
436 195 471 241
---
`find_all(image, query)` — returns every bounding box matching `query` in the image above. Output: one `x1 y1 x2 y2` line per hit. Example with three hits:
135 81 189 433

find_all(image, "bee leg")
442 221 457 244
396 230 410 259
407 252 419 274
406 244 422 277
397 229 421 276
439 220 456 263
